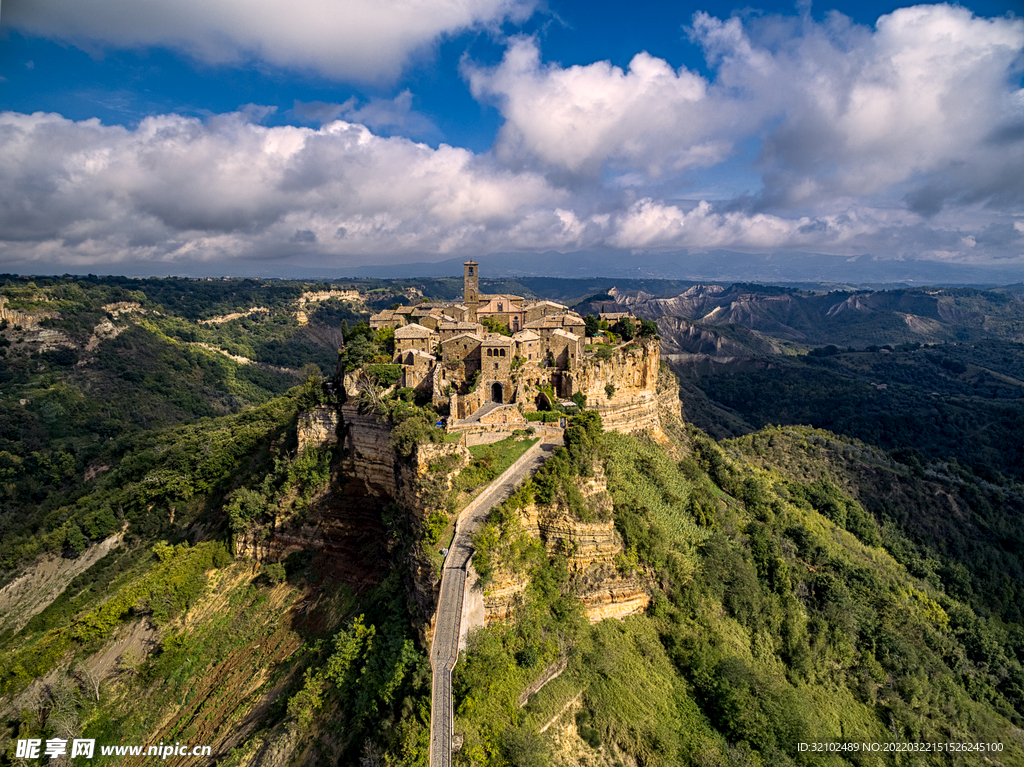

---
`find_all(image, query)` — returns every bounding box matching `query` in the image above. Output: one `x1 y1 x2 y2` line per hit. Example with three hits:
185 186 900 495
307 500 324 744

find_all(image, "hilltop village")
368 261 651 425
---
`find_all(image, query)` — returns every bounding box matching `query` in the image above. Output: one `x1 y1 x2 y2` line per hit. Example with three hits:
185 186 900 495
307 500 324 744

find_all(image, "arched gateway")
491 382 503 403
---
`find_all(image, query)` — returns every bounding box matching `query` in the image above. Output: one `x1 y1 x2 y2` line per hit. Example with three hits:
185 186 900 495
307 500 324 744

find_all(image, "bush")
605 383 616 399
261 562 286 585
388 409 443 459
575 711 602 749
364 364 402 388
525 411 561 423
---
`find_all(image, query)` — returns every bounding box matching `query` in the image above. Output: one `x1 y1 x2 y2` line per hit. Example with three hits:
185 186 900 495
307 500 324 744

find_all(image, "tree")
76 662 102 702
584 314 600 338
638 319 659 338
481 317 512 336
617 317 636 340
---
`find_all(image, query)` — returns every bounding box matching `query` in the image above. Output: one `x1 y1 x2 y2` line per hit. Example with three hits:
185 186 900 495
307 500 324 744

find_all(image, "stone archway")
491 382 503 403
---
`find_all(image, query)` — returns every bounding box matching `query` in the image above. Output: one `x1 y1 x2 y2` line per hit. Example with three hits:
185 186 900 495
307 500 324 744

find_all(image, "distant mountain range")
574 282 1024 353
343 250 1024 286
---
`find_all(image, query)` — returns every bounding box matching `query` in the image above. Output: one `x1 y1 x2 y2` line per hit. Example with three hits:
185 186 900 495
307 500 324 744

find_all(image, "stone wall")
478 405 527 427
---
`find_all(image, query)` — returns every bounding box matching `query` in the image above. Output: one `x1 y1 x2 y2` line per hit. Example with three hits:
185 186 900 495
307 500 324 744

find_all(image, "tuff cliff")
484 463 651 625
573 337 684 447
241 399 469 644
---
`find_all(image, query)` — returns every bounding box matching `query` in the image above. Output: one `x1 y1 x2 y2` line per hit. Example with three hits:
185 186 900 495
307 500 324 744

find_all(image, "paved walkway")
428 431 561 767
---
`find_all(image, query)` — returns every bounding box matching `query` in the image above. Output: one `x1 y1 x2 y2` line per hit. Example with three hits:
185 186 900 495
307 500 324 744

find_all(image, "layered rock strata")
484 463 651 625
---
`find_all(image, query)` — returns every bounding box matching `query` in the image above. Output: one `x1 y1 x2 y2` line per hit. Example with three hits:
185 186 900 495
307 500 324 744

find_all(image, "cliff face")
573 338 683 444
484 463 651 625
243 402 469 645
338 403 398 498
0 296 56 328
297 406 340 453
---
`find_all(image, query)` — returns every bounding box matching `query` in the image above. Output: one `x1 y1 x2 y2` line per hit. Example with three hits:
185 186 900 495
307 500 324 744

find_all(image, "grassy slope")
452 424 1024 767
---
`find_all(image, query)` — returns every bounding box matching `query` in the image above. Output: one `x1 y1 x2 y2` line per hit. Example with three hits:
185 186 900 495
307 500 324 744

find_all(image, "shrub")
364 364 402 388
525 411 561 423
605 383 615 399
261 562 286 585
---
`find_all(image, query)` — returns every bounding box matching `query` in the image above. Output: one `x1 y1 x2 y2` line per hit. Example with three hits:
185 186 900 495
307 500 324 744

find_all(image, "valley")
0 274 1022 766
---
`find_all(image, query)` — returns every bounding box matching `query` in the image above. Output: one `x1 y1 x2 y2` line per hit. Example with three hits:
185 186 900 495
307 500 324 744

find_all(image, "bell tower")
463 260 479 321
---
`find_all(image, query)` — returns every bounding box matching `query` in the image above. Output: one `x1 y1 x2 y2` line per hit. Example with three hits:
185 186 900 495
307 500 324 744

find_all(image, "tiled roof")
395 323 433 338
513 329 541 341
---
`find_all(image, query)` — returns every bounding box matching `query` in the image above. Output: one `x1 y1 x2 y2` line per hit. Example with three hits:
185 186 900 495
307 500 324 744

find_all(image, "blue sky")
1 0 1022 277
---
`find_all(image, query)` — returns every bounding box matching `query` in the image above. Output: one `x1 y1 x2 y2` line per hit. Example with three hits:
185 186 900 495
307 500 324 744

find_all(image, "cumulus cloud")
294 93 441 138
710 5 1024 212
3 4 1023 270
0 110 575 266
466 37 738 177
0 105 1021 270
3 0 537 82
469 5 1024 220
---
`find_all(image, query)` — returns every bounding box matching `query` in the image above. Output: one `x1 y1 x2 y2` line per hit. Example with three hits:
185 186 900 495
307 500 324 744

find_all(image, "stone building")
512 329 541 362
476 295 527 332
369 309 404 330
365 261 654 424
394 323 437 356
438 321 484 341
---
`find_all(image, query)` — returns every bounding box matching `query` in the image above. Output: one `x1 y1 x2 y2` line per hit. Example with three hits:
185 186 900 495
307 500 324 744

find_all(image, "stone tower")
464 260 479 321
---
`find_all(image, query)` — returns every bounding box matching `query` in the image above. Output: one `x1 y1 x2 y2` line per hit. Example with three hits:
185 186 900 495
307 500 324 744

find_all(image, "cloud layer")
0 110 579 266
469 5 1024 216
1 4 1023 270
4 0 536 81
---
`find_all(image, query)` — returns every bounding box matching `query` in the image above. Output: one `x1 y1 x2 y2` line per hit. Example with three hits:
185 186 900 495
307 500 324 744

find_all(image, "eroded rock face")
484 463 652 625
248 403 470 647
572 338 668 440
297 406 340 453
339 403 397 498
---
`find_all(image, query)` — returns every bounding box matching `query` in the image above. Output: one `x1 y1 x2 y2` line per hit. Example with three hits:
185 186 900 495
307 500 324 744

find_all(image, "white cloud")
0 110 576 266
3 0 537 82
711 4 1024 211
3 4 1024 270
294 93 441 138
0 107 1020 270
468 5 1024 218
467 37 738 177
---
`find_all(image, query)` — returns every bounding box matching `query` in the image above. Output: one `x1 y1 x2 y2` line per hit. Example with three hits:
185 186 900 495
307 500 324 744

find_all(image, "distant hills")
579 283 1024 353
344 249 1024 286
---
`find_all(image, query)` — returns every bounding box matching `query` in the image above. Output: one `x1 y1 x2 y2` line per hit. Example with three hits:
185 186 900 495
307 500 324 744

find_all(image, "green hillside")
0 275 1022 767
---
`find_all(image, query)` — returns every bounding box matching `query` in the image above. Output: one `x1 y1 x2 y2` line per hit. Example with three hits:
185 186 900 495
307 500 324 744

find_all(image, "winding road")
429 432 561 767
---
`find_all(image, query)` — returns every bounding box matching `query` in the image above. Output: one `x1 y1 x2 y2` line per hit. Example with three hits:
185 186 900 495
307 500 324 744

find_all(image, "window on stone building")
494 363 499 369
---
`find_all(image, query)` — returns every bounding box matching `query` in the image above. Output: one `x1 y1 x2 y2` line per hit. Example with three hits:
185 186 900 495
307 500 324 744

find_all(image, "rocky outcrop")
0 296 56 328
297 406 339 453
338 403 398 498
198 307 269 325
572 338 668 440
484 463 651 625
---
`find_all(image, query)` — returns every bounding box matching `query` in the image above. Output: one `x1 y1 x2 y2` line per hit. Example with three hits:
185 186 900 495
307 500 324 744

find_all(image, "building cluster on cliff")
368 262 641 421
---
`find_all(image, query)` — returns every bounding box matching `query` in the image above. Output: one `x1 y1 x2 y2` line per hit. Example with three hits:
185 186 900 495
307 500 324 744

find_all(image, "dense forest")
0 275 1022 766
